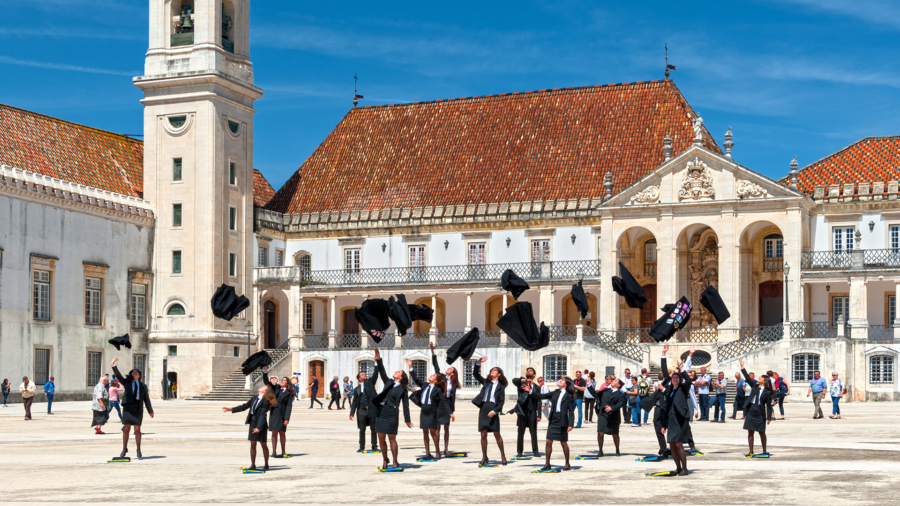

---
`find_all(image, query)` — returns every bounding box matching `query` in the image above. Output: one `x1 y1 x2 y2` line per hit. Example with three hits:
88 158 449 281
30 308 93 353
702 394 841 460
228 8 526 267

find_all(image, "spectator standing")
712 372 727 422
108 379 125 424
772 372 790 420
43 376 55 415
572 370 586 428
631 369 652 427
807 370 828 419
342 376 353 409
327 376 342 410
92 376 110 434
828 372 846 419
583 372 596 423
695 367 711 421
620 369 635 421
20 376 35 420
2 379 10 407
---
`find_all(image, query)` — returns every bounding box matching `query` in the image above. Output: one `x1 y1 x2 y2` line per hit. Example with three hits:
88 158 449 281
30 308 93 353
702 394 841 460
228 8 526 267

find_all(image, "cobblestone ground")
2 398 899 504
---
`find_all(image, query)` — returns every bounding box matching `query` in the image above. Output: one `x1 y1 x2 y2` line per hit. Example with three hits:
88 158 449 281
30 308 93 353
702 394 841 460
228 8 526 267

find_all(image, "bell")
181 5 193 30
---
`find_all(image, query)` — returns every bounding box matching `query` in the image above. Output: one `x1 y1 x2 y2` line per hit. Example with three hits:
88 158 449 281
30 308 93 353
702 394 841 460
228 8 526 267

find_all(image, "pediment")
603 146 806 207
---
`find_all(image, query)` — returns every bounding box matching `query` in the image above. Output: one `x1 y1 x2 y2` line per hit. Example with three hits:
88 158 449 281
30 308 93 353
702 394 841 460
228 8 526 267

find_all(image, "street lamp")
783 262 790 323
244 320 254 390
577 269 585 282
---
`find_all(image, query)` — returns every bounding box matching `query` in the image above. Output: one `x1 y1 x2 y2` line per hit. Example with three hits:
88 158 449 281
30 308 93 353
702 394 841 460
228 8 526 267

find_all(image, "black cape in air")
571 280 589 319
408 303 434 324
446 327 480 364
648 296 694 342
501 269 530 300
354 299 392 343
108 334 131 351
211 284 251 321
241 351 272 376
611 263 647 309
497 301 550 352
700 285 731 325
387 294 413 336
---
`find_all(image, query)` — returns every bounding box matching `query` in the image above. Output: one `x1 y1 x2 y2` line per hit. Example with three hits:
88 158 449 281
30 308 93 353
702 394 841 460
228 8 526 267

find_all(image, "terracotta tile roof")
253 168 276 208
779 136 900 196
267 80 720 214
0 103 144 197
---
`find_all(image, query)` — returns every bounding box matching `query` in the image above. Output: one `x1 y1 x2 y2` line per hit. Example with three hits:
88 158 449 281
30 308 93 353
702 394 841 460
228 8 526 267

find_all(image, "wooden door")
640 284 657 328
342 309 358 335
265 300 277 349
758 280 784 326
308 360 324 398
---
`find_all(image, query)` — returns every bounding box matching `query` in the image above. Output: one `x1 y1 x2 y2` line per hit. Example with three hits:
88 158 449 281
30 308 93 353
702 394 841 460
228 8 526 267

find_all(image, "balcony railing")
801 249 900 271
763 257 783 272
867 324 895 342
400 332 431 349
254 260 601 287
548 325 578 342
644 261 657 277
338 334 361 349
304 334 328 350
675 327 718 343
615 328 654 344
789 321 848 339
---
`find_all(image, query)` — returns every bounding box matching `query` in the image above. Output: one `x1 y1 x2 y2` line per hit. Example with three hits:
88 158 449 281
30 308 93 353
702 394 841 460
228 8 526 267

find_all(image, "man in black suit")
510 367 542 458
350 357 389 452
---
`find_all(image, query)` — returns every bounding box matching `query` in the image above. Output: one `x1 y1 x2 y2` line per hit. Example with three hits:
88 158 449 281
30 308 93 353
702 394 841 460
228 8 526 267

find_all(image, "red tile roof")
267 80 720 214
0 103 144 197
779 136 900 195
253 168 276 208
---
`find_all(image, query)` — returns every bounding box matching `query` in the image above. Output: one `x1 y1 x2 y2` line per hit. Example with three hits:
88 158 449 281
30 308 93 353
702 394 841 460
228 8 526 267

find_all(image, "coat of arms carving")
678 157 715 201
629 185 660 205
736 179 767 198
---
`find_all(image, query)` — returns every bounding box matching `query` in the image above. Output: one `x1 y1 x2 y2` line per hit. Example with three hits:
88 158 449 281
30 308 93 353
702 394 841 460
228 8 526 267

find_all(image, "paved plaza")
2 398 899 505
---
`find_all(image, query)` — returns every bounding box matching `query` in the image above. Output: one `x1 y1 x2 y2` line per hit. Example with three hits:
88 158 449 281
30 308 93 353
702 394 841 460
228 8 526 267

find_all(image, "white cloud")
0 56 136 76
778 0 900 29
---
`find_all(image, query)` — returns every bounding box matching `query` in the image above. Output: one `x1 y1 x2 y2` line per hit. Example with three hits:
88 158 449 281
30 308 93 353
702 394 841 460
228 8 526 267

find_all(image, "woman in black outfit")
526 377 575 471
110 358 154 459
659 345 693 476
328 376 342 410
224 384 277 471
429 343 459 457
372 348 412 469
406 357 446 460
589 377 626 457
740 358 773 456
262 370 294 458
472 356 508 466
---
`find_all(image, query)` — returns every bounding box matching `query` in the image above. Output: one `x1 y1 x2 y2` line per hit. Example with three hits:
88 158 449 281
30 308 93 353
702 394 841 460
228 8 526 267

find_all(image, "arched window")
294 252 311 276
358 360 375 379
643 238 657 276
543 354 568 383
463 359 480 388
870 355 894 384
410 359 428 383
167 303 185 315
792 353 819 383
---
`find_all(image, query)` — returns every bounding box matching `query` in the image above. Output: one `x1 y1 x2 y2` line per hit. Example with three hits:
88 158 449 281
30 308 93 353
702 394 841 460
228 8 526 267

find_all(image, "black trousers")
328 396 340 409
653 408 667 453
584 399 596 421
516 414 540 455
310 394 323 408
358 412 377 450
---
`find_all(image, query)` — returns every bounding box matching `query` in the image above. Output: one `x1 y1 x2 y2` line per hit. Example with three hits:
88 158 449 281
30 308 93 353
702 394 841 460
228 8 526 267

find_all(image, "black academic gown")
263 376 293 432
471 364 505 433
409 367 443 431
432 354 456 425
741 369 772 433
660 358 693 444
232 395 270 442
372 361 411 436
530 389 575 441
590 385 626 435
112 366 153 426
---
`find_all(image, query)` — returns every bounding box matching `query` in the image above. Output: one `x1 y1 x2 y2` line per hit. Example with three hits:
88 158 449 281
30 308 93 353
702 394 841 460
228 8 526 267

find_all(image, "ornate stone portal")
689 232 720 328
629 185 660 205
736 179 767 198
679 157 716 201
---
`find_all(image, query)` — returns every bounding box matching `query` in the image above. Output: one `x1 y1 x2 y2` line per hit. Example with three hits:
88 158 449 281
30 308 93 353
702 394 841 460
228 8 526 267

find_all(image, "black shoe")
357 448 364 453
616 450 621 457
533 452 542 457
516 453 524 458
136 450 142 459
120 449 128 459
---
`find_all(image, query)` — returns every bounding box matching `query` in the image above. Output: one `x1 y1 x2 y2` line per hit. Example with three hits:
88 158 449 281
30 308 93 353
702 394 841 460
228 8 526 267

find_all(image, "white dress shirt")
555 391 567 412
484 381 499 404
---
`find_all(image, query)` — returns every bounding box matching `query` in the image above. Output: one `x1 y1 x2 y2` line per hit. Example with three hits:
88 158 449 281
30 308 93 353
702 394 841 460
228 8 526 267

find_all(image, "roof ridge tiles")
0 102 142 142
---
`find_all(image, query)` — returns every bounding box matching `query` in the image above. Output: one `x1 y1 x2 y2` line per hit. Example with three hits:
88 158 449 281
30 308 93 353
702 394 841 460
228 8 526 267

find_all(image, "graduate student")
428 343 459 456
739 358 773 456
372 348 413 470
406 358 446 460
472 356 508 465
262 369 294 458
110 358 154 459
638 374 670 459
659 345 693 476
223 384 277 471
589 376 626 457
510 367 542 458
349 353 388 453
525 376 575 471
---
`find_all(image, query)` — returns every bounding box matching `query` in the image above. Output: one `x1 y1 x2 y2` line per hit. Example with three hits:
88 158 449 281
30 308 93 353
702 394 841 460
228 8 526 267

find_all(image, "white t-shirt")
697 374 711 395
830 379 845 398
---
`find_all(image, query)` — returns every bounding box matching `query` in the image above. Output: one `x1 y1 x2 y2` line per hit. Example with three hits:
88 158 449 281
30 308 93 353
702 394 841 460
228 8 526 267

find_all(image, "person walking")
806 370 828 419
828 372 847 419
43 377 55 415
2 379 10 407
308 377 323 409
342 376 353 409
20 376 35 420
572 370 586 428
108 378 125 425
91 376 110 434
328 376 342 410
712 371 727 422
695 367 711 421
730 372 745 420
583 372 596 424
772 372 790 420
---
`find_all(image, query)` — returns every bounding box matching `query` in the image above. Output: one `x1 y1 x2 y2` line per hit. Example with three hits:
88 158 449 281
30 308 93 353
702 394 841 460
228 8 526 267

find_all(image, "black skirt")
436 398 453 425
666 410 690 443
91 409 109 427
376 405 400 435
122 402 144 426
269 405 288 432
248 424 268 442
419 404 438 431
743 404 767 433
546 419 568 442
478 401 500 432
596 412 620 435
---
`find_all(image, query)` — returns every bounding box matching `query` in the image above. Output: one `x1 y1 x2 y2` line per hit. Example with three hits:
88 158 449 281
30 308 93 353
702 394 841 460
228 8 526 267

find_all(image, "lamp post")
577 269 585 325
244 320 254 390
783 262 790 323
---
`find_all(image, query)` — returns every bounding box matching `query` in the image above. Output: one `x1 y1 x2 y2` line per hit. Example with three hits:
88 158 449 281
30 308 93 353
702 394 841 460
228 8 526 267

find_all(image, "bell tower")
135 0 263 397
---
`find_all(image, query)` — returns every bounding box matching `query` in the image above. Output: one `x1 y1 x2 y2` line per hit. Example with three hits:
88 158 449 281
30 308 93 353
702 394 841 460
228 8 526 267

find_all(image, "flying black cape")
571 280 589 319
108 334 131 351
241 351 272 376
446 327 480 364
501 269 530 300
354 298 392 343
497 301 550 351
648 296 694 342
611 263 647 309
700 285 731 325
211 284 251 321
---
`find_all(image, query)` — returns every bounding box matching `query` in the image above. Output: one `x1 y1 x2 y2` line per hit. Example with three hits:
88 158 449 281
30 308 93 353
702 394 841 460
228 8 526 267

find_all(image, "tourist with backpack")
630 368 652 427
771 371 790 420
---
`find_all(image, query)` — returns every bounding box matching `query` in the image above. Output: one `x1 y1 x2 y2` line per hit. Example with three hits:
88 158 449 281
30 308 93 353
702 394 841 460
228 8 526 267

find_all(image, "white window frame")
890 224 899 250
258 247 268 268
275 249 284 267
33 270 51 321
543 354 568 383
644 239 658 262
832 296 849 323
764 237 783 258
870 355 894 384
531 239 550 263
131 283 147 329
833 227 855 252
408 244 426 281
344 248 361 271
84 277 102 326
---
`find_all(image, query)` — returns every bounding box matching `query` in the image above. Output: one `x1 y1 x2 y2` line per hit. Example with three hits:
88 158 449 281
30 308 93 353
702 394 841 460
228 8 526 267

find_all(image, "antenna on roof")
665 43 675 80
353 73 364 107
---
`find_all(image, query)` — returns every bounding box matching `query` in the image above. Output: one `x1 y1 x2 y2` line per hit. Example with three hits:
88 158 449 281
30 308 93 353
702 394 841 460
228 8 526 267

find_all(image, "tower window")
173 158 182 181
167 304 185 316
173 203 182 227
229 162 236 185
172 251 182 274
228 120 239 134
168 116 187 128
229 253 237 277
229 207 237 230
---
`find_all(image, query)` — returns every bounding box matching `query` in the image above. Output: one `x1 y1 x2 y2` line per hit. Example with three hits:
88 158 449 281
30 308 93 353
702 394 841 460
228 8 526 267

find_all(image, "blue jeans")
46 394 53 413
713 394 727 421
3 392 7 405
832 396 841 415
699 394 710 419
108 400 122 422
574 399 583 427
632 396 644 425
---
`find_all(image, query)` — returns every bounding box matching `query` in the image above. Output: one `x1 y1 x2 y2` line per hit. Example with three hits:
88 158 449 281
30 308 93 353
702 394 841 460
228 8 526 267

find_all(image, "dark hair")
399 370 409 389
588 371 595 379
525 367 536 379
263 386 277 407
356 371 365 382
123 369 141 383
760 375 776 396
490 367 508 388
657 372 664 380
434 375 447 396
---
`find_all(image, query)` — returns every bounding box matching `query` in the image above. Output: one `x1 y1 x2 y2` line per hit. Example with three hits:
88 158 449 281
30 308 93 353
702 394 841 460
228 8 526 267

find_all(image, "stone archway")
688 228 720 328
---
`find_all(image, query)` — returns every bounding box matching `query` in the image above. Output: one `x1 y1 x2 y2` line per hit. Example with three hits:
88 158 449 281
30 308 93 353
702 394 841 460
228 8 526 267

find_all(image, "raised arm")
473 362 486 386
405 358 424 389
110 359 127 384
739 359 755 386
230 398 254 413
661 344 671 383
262 369 275 389
375 350 389 385
430 343 443 375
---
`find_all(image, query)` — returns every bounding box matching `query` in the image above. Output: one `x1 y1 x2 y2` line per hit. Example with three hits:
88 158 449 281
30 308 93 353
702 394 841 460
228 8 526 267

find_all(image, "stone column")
252 285 261 351
717 206 740 343
895 280 900 339
849 277 868 339
656 207 676 315
465 292 473 332
328 296 337 348
784 205 804 323
500 291 509 345
539 287 556 326
430 294 438 333
576 324 584 343
288 286 302 341
599 214 617 332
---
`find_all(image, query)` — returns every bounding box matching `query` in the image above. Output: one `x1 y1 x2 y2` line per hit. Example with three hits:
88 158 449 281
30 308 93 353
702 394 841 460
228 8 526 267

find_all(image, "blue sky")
2 0 898 190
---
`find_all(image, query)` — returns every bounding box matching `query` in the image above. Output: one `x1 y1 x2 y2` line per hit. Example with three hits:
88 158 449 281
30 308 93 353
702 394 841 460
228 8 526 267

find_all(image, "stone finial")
663 134 673 161
723 126 734 159
789 156 799 190
604 172 614 200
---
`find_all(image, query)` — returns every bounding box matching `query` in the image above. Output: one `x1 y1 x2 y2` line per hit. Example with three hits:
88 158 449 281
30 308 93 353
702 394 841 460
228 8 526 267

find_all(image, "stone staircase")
190 343 292 402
